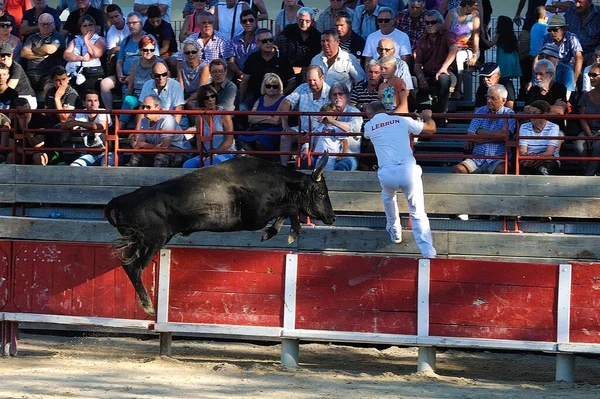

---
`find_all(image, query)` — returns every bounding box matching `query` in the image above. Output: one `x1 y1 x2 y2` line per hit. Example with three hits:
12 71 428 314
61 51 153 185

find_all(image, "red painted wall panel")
569 262 600 343
0 241 9 310
168 248 288 326
429 259 558 341
296 254 418 335
10 242 156 320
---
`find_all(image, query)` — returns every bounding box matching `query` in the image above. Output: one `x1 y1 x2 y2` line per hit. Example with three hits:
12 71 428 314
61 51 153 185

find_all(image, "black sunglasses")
265 84 279 89
259 37 274 44
184 50 198 55
377 18 392 23
589 73 600 78
377 47 393 52
141 48 155 53
547 27 562 32
203 93 217 100
241 18 255 24
425 20 439 25
0 23 12 28
153 72 168 78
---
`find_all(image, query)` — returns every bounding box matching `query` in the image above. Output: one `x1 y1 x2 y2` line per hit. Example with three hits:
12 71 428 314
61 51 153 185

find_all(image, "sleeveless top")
217 1 247 40
275 9 296 32
65 33 103 75
182 61 203 98
203 107 236 151
449 8 474 48
188 12 202 34
132 59 154 96
257 95 284 114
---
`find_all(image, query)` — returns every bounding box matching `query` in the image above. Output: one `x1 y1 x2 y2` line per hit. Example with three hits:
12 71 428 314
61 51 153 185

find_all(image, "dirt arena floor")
2 332 600 398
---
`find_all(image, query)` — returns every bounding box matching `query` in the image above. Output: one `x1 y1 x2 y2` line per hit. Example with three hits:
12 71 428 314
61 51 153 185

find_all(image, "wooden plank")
169 248 288 274
0 184 14 203
297 275 416 291
430 282 556 306
430 303 555 329
15 185 138 205
168 292 282 316
152 322 283 338
298 253 418 278
418 335 557 350
558 343 600 354
429 324 556 342
1 312 152 329
282 328 418 345
169 270 283 294
296 287 417 312
0 164 15 183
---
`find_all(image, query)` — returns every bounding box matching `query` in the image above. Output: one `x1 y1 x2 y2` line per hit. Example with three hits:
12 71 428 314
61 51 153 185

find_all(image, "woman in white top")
519 100 560 175
63 15 106 88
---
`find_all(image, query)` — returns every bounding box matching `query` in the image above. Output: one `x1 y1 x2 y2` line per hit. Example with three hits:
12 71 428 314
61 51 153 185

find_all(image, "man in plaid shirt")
452 84 515 174
394 0 426 51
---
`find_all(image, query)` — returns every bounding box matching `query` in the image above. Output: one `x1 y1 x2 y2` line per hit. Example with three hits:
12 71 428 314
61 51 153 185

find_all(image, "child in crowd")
482 15 522 79
301 103 348 171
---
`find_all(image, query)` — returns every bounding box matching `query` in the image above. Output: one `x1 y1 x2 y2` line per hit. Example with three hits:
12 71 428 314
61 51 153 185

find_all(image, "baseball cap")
479 62 500 77
0 43 12 56
539 43 560 59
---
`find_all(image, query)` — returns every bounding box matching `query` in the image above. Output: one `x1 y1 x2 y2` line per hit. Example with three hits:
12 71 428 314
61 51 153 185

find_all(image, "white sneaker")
457 214 469 221
386 226 402 244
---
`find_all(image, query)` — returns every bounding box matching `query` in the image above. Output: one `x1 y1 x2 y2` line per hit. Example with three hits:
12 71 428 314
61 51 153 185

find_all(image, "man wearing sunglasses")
229 9 259 84
362 7 411 67
20 0 62 40
137 62 185 128
536 14 583 84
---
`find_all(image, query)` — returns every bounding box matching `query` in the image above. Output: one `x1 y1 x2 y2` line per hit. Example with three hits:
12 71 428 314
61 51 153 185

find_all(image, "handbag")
81 66 104 80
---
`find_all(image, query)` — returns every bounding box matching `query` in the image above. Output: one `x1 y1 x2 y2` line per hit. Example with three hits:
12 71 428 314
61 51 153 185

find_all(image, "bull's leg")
261 216 286 242
122 236 169 316
288 214 302 244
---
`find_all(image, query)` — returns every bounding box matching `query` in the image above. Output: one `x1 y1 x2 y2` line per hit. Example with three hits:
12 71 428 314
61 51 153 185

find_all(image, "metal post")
417 346 436 373
159 332 172 357
555 353 575 382
1 321 18 357
281 339 299 367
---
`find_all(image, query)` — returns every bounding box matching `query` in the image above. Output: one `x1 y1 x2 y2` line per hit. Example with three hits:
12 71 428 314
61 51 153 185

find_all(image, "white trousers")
377 163 436 258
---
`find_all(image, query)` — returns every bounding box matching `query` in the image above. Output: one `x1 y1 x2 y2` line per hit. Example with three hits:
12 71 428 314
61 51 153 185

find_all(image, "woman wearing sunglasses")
0 15 20 64
119 35 160 127
183 84 236 168
177 39 204 108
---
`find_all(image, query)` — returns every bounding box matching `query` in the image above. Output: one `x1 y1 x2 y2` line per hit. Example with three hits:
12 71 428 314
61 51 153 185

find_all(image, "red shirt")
414 29 457 77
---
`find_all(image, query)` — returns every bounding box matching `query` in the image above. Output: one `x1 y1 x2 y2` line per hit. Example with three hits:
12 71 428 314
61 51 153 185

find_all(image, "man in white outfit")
364 100 437 258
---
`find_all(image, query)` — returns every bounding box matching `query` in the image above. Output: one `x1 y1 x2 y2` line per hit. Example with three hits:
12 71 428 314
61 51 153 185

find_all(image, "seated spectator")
134 0 171 24
334 10 365 62
574 62 600 176
564 0 600 64
278 65 331 166
120 35 161 127
0 0 17 36
44 66 83 126
0 15 21 64
535 43 575 100
443 0 480 99
240 28 295 112
214 0 249 40
363 7 411 66
414 9 458 118
1 43 36 108
311 29 365 90
143 5 177 58
583 46 600 93
174 12 234 87
5 98 47 164
65 89 114 166
475 62 516 110
100 12 158 111
178 39 203 108
526 59 569 116
452 84 515 174
128 94 191 167
61 0 104 40
275 0 301 38
183 84 235 168
376 38 413 91
208 58 237 111
105 5 129 77
179 0 206 43
301 102 349 170
20 0 62 40
352 0 381 39
350 59 382 112
519 99 560 175
0 61 20 109
237 73 285 154
536 15 583 83
395 0 427 51
274 7 321 83
229 9 259 84
138 62 185 128
63 15 106 96
21 14 65 97
317 0 354 32
378 55 409 113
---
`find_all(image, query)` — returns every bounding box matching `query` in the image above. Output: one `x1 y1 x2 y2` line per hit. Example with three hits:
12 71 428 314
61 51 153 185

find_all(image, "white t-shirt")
106 24 130 51
364 112 424 167
74 110 113 148
362 29 411 59
313 124 347 171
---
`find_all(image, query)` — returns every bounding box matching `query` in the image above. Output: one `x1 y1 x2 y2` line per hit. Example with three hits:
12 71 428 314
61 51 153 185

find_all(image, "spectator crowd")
0 0 599 176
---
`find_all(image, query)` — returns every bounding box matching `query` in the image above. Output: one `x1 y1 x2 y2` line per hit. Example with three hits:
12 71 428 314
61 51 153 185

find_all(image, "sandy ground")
1 333 600 399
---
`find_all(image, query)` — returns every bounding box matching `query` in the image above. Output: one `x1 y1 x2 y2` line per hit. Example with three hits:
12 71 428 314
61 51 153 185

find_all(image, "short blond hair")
260 73 284 95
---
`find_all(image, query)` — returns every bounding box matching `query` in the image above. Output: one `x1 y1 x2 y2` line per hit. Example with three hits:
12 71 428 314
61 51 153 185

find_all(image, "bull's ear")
311 150 328 182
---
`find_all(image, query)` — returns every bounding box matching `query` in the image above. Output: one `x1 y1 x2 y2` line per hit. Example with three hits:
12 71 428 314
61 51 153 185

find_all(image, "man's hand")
435 67 448 80
419 109 433 121
513 14 522 27
55 84 67 101
467 55 478 66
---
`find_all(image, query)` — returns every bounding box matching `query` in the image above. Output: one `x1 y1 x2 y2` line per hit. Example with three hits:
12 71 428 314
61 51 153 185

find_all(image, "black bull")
105 154 336 315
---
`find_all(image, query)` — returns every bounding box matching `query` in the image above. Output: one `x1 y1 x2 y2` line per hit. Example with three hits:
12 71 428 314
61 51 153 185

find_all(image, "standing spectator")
364 100 437 257
574 62 600 175
20 0 62 40
128 94 191 168
138 62 185 128
240 27 295 111
474 62 517 110
134 0 171 24
353 0 381 39
536 14 583 83
311 29 365 90
362 7 411 65
1 42 36 108
414 9 458 118
229 9 259 83
105 4 129 76
179 0 206 43
143 5 177 58
395 0 427 51
529 5 548 59
375 38 413 90
275 7 321 83
20 12 65 95
564 0 600 64
317 0 354 33
482 15 522 80
214 0 249 40
519 99 560 175
0 15 21 64
452 84 515 174
334 10 365 62
378 55 408 113
61 0 104 40
275 0 300 38
278 65 331 166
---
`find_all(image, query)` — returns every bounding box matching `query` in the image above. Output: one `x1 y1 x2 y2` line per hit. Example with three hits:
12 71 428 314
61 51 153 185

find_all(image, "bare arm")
19 20 38 36
278 98 292 130
179 15 192 43
573 51 583 83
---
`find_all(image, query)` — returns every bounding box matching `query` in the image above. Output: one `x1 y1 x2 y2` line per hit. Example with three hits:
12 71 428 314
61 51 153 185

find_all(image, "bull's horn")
312 151 329 182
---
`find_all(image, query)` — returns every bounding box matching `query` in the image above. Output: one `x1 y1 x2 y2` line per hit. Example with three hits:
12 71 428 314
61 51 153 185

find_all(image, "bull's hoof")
261 227 277 242
287 234 297 245
139 300 156 316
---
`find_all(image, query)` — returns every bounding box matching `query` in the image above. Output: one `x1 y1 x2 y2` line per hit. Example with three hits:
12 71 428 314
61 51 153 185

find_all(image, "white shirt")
311 49 366 91
363 29 411 59
135 0 171 23
285 83 331 132
74 109 113 148
106 23 130 51
364 112 424 166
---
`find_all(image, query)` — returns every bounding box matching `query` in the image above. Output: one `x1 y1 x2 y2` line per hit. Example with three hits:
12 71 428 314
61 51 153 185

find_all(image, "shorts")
459 158 505 174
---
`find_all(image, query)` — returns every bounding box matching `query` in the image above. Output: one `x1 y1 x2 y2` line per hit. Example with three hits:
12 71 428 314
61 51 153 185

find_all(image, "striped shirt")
349 80 380 110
